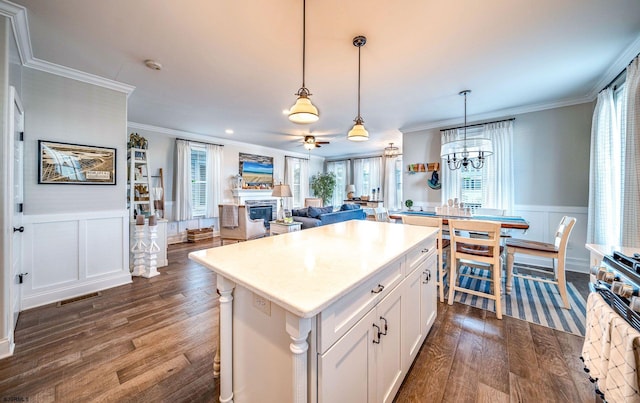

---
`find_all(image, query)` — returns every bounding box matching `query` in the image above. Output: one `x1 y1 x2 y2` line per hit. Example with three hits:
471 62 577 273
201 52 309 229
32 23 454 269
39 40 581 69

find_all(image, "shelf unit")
127 147 154 219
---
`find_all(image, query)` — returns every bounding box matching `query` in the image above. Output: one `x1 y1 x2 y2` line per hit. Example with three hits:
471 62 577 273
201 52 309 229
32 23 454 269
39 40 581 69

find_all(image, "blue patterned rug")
447 266 587 336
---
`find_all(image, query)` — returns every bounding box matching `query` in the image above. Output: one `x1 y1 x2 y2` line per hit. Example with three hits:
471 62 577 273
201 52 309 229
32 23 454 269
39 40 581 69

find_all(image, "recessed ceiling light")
225 129 234 134
144 59 162 71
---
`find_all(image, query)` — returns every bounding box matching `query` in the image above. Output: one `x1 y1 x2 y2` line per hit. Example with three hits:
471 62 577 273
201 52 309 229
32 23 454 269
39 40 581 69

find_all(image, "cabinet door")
402 265 423 370
376 285 404 403
319 308 377 403
419 253 437 337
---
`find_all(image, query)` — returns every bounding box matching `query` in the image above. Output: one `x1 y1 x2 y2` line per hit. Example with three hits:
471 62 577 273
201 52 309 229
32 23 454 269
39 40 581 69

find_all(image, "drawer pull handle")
371 284 385 294
372 324 381 344
421 248 429 253
423 270 431 284
379 316 388 336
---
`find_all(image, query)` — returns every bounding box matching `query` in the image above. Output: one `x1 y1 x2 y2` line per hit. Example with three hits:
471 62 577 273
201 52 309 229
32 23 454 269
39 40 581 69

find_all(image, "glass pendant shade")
289 94 319 124
348 120 369 141
440 137 493 158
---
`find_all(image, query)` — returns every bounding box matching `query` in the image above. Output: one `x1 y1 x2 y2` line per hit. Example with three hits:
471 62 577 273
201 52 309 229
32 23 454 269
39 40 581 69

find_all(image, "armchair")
218 204 267 244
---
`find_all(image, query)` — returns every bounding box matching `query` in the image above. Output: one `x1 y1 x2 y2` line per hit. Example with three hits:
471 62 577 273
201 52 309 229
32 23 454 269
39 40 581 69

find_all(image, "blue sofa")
292 204 366 229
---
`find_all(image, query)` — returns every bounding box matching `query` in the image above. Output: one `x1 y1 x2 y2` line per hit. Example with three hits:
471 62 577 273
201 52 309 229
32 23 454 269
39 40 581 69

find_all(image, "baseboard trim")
22 273 132 310
0 337 15 359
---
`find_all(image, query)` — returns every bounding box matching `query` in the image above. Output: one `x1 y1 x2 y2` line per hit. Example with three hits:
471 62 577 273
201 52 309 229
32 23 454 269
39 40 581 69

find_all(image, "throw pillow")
321 206 334 214
308 206 323 218
340 203 361 211
292 207 309 217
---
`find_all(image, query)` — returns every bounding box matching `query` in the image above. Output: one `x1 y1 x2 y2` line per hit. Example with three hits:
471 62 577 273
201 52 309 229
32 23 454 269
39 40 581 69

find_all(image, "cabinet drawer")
318 259 403 354
405 238 436 276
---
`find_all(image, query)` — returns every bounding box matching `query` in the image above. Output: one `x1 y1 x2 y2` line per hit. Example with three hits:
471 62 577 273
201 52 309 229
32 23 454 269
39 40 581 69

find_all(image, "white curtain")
587 88 623 245
284 156 309 209
327 160 350 207
623 57 640 247
383 156 400 210
482 120 514 214
174 139 192 221
353 157 382 198
441 129 461 204
205 143 223 218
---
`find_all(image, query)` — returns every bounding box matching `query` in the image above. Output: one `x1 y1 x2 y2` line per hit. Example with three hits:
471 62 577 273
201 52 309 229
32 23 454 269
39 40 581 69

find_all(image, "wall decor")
38 140 116 185
239 152 273 189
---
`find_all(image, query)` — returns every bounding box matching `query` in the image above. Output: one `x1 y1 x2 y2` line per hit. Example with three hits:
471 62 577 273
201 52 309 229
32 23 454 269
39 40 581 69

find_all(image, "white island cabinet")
189 220 438 403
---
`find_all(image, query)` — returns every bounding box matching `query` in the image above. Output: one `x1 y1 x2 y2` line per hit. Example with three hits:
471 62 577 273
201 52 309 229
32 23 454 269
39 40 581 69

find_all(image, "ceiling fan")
302 135 330 150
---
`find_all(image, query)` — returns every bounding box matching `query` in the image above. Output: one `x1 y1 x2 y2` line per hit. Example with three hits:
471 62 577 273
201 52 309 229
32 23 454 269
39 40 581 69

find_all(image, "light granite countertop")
189 220 438 318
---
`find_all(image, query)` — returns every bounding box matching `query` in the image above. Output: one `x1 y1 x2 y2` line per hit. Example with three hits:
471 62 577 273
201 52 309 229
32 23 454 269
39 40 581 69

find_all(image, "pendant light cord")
302 0 306 88
357 44 361 118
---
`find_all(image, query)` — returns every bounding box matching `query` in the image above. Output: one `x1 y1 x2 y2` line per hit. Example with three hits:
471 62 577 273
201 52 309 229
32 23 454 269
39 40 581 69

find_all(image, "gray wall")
128 126 325 218
402 102 594 208
22 69 127 214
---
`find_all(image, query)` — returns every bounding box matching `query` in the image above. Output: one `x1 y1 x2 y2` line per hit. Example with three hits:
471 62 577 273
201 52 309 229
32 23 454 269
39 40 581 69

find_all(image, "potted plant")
405 199 414 211
310 172 336 206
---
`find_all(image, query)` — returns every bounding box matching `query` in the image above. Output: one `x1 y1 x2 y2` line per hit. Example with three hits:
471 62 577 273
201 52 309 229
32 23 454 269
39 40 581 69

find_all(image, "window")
190 145 207 217
353 157 382 199
327 160 349 207
460 167 483 211
285 156 309 208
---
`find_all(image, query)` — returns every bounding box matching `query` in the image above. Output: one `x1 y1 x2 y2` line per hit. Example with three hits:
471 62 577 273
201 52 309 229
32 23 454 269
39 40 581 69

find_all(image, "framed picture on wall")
38 140 116 185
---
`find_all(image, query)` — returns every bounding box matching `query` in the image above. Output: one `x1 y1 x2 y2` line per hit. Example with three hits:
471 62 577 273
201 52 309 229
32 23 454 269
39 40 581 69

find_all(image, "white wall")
402 102 594 272
127 125 324 241
15 69 131 309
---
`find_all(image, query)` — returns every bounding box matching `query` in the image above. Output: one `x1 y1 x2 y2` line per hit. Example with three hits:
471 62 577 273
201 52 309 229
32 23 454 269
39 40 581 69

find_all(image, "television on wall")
239 153 273 189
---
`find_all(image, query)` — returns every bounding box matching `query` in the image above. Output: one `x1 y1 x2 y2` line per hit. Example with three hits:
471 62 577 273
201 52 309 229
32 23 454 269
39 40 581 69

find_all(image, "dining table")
389 210 530 231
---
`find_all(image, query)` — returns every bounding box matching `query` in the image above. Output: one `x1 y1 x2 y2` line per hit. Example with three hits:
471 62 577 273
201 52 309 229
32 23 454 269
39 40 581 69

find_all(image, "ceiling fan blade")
316 141 330 144
315 144 321 148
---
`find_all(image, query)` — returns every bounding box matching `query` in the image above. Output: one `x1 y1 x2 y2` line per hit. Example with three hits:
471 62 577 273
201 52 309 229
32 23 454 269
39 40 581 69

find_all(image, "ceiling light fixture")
384 142 399 157
225 129 234 134
348 36 369 142
288 0 319 124
144 59 162 71
440 90 493 170
303 140 316 150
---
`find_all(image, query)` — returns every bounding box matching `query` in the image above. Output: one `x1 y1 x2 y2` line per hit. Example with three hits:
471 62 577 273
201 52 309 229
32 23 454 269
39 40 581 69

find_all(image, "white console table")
189 220 438 403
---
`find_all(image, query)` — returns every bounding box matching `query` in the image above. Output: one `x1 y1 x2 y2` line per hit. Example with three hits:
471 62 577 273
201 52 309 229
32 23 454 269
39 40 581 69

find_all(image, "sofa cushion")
340 203 361 211
292 216 321 229
292 207 309 217
308 206 333 218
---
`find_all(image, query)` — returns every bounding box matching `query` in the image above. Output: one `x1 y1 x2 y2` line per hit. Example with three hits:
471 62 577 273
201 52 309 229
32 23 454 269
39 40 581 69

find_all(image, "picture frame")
38 140 116 185
238 152 274 189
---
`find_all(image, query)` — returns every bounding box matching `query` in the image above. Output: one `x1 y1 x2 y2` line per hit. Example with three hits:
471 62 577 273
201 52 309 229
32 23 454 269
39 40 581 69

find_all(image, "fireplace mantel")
231 188 276 204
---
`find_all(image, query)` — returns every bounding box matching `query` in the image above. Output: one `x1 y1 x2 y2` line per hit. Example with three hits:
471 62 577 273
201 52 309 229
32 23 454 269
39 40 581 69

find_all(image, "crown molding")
401 94 593 135
127 121 321 161
588 34 640 99
0 0 135 95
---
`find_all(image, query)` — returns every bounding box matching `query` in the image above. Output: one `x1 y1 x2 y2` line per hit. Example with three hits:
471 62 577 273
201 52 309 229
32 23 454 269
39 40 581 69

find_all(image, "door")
420 254 438 337
9 86 24 333
376 285 403 403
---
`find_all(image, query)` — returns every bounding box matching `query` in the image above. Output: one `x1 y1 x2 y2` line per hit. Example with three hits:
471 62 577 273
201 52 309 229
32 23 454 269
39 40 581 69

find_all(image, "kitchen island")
189 220 438 403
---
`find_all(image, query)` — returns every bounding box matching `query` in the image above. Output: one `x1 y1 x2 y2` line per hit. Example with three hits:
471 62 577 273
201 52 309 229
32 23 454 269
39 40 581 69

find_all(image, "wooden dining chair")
448 219 504 319
401 215 450 302
505 216 576 309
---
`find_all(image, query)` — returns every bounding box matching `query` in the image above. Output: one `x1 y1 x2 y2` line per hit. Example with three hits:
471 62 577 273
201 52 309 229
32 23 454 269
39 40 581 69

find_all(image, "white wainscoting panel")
21 210 131 309
511 205 589 273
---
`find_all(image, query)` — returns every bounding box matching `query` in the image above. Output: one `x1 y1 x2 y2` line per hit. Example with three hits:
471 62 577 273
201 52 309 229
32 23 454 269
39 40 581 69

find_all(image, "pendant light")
288 0 319 124
440 90 493 170
347 35 369 141
384 142 399 157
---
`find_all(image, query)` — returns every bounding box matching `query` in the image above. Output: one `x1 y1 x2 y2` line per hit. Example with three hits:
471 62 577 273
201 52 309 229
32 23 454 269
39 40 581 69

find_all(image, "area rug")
447 266 587 336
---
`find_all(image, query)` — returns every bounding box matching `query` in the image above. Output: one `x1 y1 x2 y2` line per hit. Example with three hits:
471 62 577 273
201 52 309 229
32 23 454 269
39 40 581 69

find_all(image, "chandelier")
440 90 493 170
347 36 369 141
384 142 399 157
288 0 319 124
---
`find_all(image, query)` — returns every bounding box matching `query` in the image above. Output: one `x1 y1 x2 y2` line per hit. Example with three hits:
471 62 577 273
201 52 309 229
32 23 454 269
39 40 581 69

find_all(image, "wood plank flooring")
0 238 595 402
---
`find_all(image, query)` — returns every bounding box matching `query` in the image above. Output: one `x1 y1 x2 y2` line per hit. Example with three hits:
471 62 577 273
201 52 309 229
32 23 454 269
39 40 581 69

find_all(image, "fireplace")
245 199 278 228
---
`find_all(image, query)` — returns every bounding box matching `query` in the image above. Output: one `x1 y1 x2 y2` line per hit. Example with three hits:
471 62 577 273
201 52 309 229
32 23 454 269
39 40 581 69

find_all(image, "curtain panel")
441 129 461 204
174 139 192 221
482 120 514 214
623 57 640 247
587 88 623 245
205 144 223 219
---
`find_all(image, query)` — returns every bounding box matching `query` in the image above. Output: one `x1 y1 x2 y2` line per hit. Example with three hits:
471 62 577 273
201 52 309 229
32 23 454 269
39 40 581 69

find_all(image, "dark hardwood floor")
0 238 594 402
